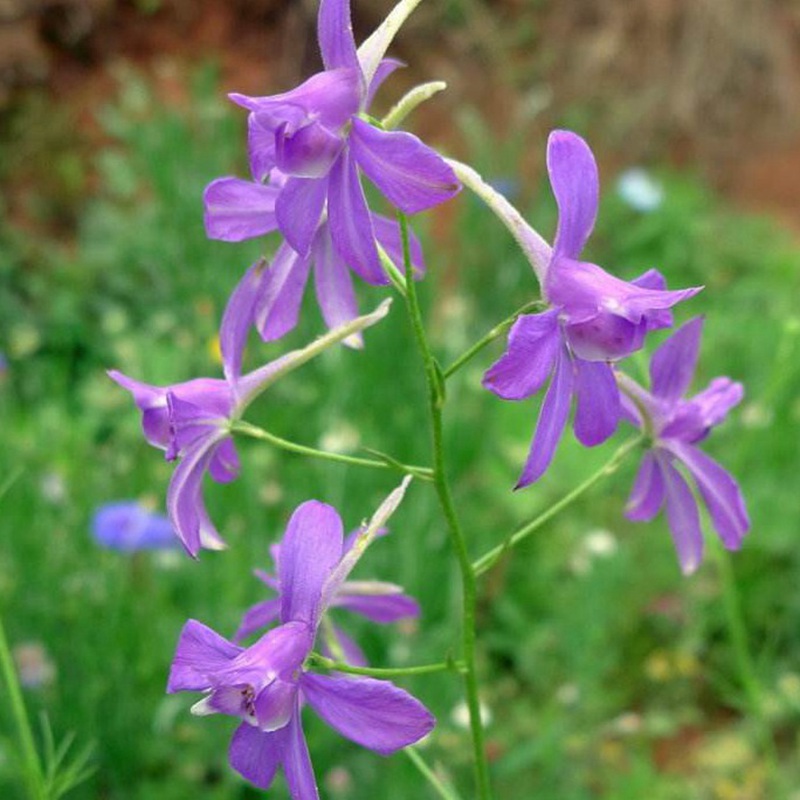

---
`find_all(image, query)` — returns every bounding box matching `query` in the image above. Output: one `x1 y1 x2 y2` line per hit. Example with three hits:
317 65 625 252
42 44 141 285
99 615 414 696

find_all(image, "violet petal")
482 311 560 401
349 117 460 214
166 437 226 557
229 722 285 791
234 598 281 643
301 672 435 755
203 178 279 242
312 223 363 347
624 450 665 522
650 316 704 403
275 176 329 256
167 619 242 693
573 358 620 446
283 703 319 800
661 456 704 575
547 130 599 260
253 243 312 343
327 148 385 284
516 345 574 488
667 441 749 549
333 590 420 623
220 261 263 385
318 0 360 73
255 678 299 732
279 501 344 627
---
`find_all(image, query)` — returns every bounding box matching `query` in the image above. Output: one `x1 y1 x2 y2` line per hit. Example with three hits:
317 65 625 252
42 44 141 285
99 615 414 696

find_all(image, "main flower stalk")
398 212 493 799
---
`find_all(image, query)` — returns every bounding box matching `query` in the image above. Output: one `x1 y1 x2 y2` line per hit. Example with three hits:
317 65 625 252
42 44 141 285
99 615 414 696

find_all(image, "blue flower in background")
92 502 178 551
616 168 664 212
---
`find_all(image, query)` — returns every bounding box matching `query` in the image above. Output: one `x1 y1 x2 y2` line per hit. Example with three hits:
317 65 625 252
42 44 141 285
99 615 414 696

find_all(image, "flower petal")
276 120 344 179
275 176 329 256
650 317 704 402
283 703 319 800
666 441 749 550
203 178 279 242
166 437 228 556
625 450 665 522
167 619 242 693
255 678 299 732
631 268 673 330
327 148 385 284
661 455 704 575
547 129 599 260
548 258 702 328
229 722 285 791
301 672 435 755
333 589 420 623
247 113 276 182
516 345 574 488
107 370 170 449
349 117 460 214
222 622 311 688
220 261 263 385
482 311 560 401
318 0 360 73
209 438 240 484
253 243 312 343
312 223 362 348
573 359 620 446
279 501 344 627
231 68 361 132
234 599 281 643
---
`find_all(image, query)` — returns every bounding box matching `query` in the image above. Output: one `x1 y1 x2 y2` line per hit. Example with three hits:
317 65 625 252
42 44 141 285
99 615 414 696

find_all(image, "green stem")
0 612 45 800
405 747 464 800
473 437 642 577
713 542 784 791
231 421 433 481
399 212 493 800
309 653 461 678
443 300 544 379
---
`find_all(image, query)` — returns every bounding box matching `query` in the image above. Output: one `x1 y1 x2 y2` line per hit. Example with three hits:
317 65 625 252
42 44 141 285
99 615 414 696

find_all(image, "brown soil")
3 0 800 235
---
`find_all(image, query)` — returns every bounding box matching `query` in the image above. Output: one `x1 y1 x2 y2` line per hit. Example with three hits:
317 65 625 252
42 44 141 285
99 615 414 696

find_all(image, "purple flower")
92 501 178 551
109 288 390 557
203 0 456 343
234 527 420 667
167 482 434 796
619 317 749 574
483 131 701 488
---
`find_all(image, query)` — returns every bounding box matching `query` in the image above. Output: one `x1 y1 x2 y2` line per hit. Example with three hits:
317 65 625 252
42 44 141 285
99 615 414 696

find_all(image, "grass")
1 64 800 799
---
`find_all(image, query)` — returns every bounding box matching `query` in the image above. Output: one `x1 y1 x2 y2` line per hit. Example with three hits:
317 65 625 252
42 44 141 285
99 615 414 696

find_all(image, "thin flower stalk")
473 436 643 577
231 420 434 481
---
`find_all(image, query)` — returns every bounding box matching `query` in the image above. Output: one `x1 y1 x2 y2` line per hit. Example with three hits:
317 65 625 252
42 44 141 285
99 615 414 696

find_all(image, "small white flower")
450 700 492 730
616 168 664 212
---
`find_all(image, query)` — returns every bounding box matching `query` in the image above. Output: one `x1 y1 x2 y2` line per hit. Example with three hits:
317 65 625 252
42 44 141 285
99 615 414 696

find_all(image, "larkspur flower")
481 130 701 487
92 501 177 551
204 0 455 343
234 527 420 667
109 280 390 557
618 317 749 574
167 482 434 797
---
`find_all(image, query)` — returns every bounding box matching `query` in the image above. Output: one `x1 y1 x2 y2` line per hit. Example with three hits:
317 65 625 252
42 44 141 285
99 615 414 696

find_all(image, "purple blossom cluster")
106 0 749 794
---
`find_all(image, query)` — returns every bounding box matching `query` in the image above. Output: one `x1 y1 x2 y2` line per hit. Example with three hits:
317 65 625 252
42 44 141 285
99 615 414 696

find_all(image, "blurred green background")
2 1 800 798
